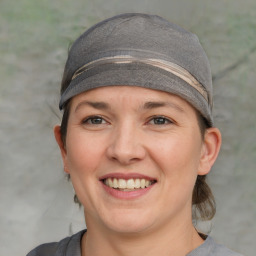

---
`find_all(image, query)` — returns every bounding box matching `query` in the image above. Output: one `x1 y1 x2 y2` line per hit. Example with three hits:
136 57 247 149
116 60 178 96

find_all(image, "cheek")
149 131 202 182
65 129 105 175
141 132 203 220
64 129 107 208
159 134 200 161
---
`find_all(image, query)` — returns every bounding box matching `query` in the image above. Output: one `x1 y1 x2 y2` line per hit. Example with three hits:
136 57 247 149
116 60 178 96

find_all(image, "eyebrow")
143 101 185 112
75 100 184 113
75 101 110 112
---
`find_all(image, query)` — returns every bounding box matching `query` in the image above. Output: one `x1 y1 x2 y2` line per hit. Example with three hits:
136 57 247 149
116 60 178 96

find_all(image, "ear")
198 127 222 175
54 125 70 174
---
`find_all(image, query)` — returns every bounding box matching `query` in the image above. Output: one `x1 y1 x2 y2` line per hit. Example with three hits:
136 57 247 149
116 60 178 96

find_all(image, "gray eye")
151 117 171 125
83 116 106 124
90 117 103 124
154 117 166 124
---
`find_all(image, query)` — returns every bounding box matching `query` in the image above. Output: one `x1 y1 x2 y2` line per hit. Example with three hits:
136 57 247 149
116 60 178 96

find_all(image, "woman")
27 13 242 256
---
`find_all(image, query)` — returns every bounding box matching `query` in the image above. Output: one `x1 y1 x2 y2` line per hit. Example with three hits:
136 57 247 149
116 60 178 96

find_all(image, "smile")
99 173 157 199
103 178 156 191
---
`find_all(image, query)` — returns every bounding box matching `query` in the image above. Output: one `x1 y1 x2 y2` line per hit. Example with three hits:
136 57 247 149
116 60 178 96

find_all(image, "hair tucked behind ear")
192 114 216 221
192 175 216 220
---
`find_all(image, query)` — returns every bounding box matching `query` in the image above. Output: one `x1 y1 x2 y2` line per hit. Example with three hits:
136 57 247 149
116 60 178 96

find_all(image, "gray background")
0 0 255 255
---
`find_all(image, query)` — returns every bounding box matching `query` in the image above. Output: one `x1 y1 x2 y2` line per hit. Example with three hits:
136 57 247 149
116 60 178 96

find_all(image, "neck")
81 214 204 256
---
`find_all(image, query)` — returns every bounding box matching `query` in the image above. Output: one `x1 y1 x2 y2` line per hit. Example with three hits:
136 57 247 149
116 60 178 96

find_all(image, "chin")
100 209 156 235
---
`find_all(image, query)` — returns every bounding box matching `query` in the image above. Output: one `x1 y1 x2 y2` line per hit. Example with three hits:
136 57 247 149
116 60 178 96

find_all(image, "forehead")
70 85 193 110
68 86 201 126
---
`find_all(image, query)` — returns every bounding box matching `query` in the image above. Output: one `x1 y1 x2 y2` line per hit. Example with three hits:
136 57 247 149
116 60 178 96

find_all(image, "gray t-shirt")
27 230 243 256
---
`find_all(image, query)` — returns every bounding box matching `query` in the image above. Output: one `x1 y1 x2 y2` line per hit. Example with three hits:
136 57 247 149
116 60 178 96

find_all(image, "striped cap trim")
71 55 209 104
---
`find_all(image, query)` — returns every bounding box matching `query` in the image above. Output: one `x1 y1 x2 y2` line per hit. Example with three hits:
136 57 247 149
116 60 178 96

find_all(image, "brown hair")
60 80 216 221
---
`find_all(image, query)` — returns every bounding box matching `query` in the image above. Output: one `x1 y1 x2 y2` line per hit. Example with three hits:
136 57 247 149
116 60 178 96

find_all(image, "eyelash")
147 116 173 125
82 116 107 125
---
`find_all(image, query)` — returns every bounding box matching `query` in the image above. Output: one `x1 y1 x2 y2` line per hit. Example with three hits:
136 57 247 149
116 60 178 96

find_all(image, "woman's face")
55 86 219 235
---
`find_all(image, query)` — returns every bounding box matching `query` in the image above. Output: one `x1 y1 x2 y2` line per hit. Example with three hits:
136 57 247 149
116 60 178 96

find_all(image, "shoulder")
211 241 244 256
188 236 243 256
26 230 86 256
26 242 59 256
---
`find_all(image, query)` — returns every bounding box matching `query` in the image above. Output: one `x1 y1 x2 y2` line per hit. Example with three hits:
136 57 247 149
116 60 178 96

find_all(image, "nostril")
106 144 146 165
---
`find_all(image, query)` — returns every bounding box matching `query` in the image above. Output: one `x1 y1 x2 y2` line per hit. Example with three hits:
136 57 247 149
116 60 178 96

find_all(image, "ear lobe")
198 127 222 175
54 125 69 174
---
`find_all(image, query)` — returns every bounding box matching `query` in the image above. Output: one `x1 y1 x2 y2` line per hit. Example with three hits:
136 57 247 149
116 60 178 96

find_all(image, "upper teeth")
104 178 152 189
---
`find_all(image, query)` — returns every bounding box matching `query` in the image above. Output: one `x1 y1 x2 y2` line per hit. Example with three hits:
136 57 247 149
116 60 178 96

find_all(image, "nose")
106 121 146 165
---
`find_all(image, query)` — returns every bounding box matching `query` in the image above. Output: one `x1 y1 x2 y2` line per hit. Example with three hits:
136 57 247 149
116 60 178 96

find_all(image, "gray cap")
60 13 213 125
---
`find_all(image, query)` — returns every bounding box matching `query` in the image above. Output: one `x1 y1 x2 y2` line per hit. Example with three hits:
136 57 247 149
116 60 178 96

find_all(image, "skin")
54 86 221 256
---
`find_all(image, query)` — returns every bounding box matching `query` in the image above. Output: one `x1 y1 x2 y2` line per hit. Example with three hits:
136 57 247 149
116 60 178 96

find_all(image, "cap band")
71 55 209 104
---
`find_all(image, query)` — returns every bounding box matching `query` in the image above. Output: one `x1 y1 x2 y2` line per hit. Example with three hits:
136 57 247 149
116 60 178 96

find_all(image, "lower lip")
101 182 155 200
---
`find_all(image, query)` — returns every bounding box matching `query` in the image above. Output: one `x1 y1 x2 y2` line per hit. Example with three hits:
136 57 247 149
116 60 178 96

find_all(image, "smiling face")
54 86 221 236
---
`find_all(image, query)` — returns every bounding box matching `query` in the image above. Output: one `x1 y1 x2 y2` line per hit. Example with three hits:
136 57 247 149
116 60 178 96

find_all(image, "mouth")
102 177 157 191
